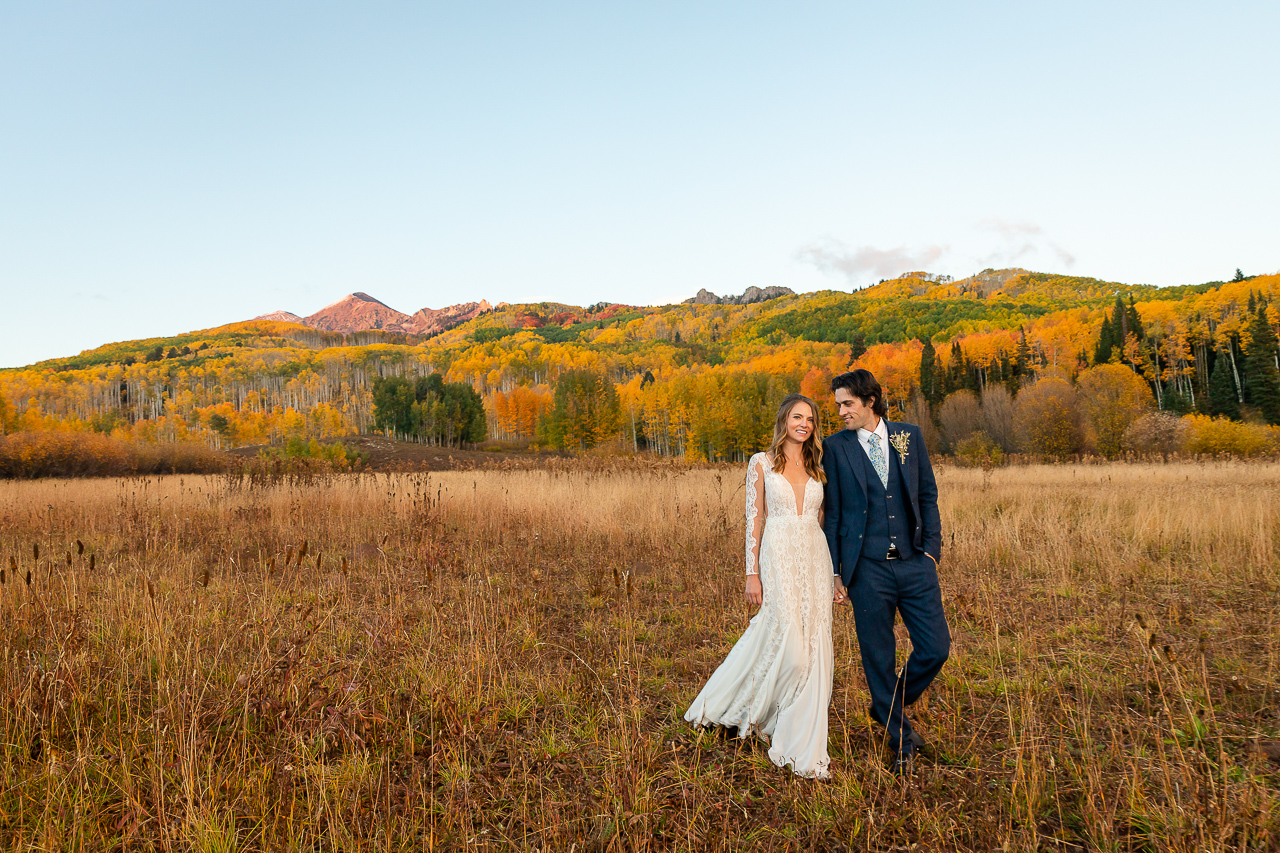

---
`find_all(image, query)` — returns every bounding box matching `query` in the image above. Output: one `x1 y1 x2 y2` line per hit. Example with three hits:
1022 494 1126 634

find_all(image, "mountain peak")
685 286 794 306
305 293 411 333
251 310 306 324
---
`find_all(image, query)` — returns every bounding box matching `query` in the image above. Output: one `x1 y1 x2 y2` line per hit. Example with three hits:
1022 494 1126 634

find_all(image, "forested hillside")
3 268 1278 462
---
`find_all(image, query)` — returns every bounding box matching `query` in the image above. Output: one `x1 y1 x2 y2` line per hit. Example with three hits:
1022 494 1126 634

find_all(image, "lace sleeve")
745 453 767 575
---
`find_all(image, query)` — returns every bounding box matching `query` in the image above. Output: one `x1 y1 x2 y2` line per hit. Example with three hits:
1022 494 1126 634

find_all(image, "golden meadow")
1 461 1277 851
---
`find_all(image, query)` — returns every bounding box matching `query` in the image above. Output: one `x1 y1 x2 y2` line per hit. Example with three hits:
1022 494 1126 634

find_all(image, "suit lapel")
838 430 867 494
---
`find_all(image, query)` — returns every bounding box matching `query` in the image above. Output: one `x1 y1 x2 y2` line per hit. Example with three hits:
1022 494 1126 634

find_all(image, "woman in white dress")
684 393 842 779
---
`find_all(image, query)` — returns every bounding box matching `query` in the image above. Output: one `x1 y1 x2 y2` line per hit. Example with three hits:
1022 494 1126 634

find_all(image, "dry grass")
1 462 1277 851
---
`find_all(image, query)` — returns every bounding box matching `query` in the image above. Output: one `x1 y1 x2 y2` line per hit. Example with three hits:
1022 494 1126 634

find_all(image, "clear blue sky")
2 2 1276 368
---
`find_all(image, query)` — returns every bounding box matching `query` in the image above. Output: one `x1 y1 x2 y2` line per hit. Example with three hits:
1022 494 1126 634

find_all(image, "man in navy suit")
821 369 949 772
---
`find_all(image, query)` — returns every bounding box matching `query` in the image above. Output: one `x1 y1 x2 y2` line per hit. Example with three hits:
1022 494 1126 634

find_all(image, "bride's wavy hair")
768 394 826 484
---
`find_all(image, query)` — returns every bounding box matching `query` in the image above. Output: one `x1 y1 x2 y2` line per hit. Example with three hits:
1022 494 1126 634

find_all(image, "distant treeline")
2 269 1279 461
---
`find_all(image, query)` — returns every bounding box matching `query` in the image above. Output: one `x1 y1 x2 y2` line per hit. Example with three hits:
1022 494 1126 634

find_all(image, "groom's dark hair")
831 369 888 417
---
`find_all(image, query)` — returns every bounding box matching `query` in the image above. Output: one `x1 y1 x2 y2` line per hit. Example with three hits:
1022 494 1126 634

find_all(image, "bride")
684 393 841 779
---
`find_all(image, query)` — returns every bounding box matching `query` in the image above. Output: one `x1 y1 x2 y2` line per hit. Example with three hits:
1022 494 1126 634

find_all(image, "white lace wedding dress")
684 452 834 778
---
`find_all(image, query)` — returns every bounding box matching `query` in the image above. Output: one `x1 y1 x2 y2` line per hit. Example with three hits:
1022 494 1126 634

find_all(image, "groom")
821 369 949 772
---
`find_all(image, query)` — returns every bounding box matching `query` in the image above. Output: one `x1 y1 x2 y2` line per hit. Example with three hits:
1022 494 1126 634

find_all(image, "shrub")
1181 414 1280 457
1076 364 1154 456
258 438 366 470
0 431 228 478
937 390 982 454
1014 375 1085 457
954 431 1006 468
1122 412 1189 456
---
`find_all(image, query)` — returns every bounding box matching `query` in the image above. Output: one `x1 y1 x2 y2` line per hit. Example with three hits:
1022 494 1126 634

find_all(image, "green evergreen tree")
933 361 948 403
1111 295 1128 340
1160 381 1192 415
847 331 867 364
919 338 942 405
1016 328 1032 372
1233 268 1246 283
948 341 970 391
1245 305 1280 424
1208 348 1240 419
1094 316 1115 365
1126 296 1144 342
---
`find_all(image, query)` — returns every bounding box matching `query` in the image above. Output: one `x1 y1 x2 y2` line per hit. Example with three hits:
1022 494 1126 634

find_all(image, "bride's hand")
833 577 847 605
745 575 763 607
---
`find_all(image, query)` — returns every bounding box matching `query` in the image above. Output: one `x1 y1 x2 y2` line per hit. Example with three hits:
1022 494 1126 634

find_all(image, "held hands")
744 574 763 607
833 576 848 606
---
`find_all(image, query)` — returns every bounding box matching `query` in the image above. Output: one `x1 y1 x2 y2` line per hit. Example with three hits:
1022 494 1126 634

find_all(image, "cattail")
626 572 633 599
8 556 15 572
298 540 308 562
146 578 156 600
284 546 293 566
25 570 32 586
315 554 321 571
89 554 95 572
1134 612 1147 629
1163 644 1176 663
613 566 620 588
66 552 72 567
1 568 5 585
33 544 38 561
76 540 84 556
199 569 210 588
426 562 433 582
268 556 276 574
1148 632 1158 650
340 556 348 576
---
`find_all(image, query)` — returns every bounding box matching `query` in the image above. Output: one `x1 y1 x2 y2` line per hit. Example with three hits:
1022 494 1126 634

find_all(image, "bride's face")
784 402 815 445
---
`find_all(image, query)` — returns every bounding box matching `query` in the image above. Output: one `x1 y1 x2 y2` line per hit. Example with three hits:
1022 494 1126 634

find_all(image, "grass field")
1 460 1278 851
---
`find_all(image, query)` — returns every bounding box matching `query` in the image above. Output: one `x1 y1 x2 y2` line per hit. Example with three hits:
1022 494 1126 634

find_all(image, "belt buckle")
886 547 900 560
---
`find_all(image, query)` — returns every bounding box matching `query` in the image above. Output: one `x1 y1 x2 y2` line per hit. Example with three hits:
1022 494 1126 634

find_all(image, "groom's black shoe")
907 729 928 754
891 740 917 776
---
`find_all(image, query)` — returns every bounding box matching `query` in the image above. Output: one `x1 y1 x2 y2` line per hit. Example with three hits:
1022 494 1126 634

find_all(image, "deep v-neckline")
769 456 810 516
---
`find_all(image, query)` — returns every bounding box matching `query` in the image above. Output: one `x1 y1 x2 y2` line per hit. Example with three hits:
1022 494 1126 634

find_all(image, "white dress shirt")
855 417 889 464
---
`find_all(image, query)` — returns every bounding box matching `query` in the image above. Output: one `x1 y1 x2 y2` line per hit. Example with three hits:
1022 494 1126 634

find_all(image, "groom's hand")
744 575 763 607
833 577 848 606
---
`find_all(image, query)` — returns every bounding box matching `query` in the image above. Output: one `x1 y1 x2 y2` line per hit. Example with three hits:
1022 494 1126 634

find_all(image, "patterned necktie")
867 433 889 488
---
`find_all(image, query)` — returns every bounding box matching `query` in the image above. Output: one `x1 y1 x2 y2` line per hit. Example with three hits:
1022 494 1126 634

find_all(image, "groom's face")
833 388 878 432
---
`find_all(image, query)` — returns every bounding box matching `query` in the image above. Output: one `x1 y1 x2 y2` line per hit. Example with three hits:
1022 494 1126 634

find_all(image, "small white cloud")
796 238 947 283
975 219 1075 269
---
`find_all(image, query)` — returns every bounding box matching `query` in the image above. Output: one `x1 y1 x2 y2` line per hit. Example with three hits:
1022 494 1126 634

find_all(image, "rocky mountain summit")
684 285 794 306
252 293 492 337
250 310 306 324
407 301 493 336
303 293 413 333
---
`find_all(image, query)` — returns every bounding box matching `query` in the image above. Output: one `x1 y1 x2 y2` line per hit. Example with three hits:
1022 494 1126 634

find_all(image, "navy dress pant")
848 552 950 750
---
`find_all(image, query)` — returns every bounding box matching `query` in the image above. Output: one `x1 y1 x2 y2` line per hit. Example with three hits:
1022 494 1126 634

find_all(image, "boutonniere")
889 431 911 464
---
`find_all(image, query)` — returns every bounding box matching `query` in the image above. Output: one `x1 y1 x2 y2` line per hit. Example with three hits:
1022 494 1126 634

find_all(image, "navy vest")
858 439 916 560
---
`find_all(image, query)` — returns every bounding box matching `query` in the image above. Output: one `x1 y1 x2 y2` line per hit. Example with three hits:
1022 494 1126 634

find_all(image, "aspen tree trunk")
1229 345 1243 403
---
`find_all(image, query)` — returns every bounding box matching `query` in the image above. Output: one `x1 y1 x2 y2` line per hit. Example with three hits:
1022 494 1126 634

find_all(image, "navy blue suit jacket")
821 421 941 589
